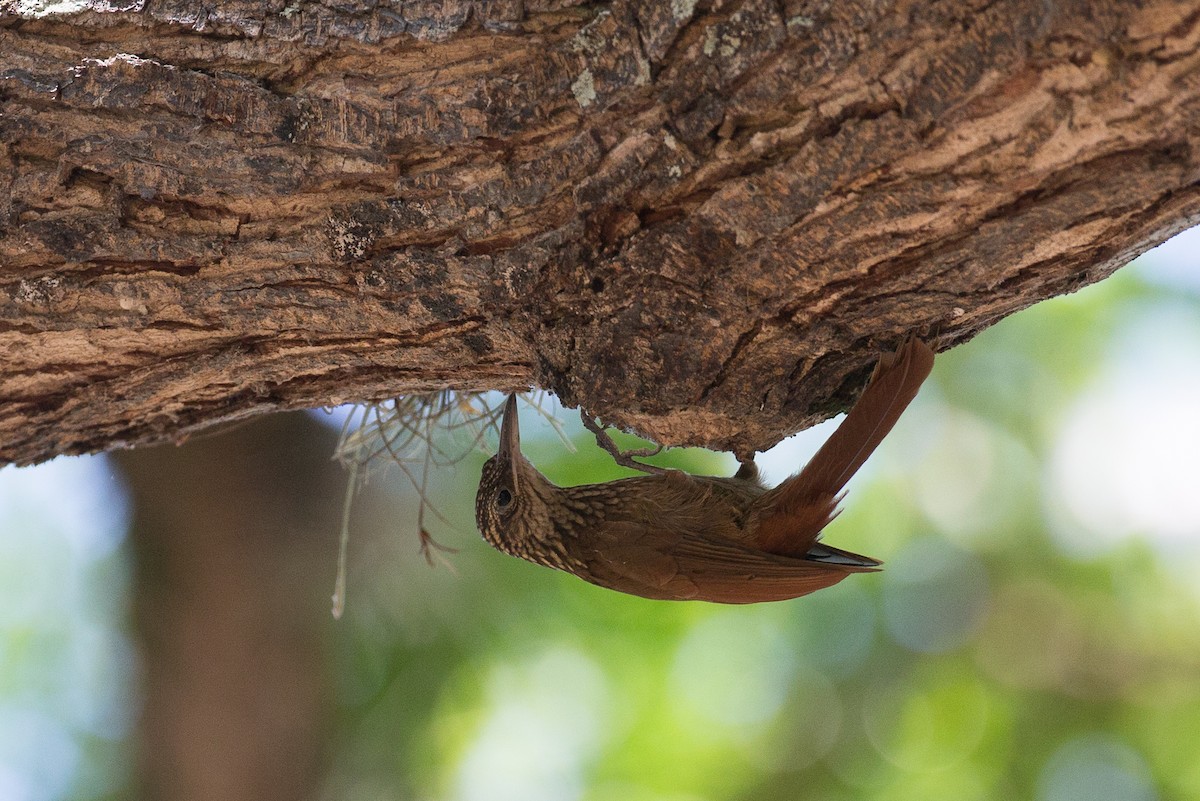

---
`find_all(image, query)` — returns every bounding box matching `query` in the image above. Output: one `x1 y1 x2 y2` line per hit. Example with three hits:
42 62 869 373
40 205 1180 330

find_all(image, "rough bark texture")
113 412 339 801
3 0 1199 465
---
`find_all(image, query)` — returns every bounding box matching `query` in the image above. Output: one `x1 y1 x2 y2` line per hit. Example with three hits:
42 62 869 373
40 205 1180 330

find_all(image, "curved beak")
496 393 520 494
497 394 522 473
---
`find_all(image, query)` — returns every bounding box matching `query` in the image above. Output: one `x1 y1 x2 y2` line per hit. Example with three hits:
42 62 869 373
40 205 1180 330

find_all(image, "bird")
475 337 935 603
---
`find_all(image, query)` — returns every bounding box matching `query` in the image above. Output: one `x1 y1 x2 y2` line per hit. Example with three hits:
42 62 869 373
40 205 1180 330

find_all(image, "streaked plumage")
476 338 934 603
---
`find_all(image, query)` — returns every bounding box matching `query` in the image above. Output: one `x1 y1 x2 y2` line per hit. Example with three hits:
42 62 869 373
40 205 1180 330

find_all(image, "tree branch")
3 0 1199 465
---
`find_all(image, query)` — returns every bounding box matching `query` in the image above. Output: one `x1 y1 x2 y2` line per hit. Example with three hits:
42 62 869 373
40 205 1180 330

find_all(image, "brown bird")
476 338 935 603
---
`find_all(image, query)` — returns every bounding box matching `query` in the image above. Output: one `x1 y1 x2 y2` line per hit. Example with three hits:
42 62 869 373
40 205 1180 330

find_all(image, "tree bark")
3 0 1199 465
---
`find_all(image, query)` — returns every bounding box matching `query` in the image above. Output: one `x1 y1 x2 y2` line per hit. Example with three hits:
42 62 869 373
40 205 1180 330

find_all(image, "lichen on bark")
2 0 1200 465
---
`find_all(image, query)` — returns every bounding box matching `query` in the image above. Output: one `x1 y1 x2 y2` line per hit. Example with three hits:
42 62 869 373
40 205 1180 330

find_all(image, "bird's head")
476 395 553 559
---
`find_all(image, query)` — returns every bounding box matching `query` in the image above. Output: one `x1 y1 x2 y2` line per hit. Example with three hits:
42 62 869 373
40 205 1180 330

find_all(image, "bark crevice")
2 0 1199 465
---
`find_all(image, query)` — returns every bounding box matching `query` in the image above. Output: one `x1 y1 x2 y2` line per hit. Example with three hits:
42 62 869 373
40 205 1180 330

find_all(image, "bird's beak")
498 395 521 491
498 395 521 459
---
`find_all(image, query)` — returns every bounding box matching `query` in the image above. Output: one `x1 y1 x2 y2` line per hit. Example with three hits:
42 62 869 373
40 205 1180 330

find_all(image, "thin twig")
330 389 573 617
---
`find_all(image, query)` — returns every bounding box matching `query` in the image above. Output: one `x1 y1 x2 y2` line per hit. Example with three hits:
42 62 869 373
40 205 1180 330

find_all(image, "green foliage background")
1 250 1198 801
324 256 1200 801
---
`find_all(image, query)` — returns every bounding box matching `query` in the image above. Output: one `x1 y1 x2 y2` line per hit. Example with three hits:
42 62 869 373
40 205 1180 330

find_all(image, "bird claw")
580 409 669 475
733 458 760 483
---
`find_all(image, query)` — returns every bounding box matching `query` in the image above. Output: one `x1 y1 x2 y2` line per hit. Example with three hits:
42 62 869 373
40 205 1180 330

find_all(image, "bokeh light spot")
669 610 794 728
974 581 1083 693
911 408 997 536
883 537 990 653
753 663 843 771
454 647 609 801
1050 305 1200 557
0 456 132 800
788 581 877 678
863 669 992 772
1037 734 1156 801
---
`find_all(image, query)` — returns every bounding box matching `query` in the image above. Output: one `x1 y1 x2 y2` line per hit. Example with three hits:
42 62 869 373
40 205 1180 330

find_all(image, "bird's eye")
496 488 513 509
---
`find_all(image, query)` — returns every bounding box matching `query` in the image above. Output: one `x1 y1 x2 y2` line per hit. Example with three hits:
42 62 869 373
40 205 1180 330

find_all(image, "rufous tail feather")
755 337 935 557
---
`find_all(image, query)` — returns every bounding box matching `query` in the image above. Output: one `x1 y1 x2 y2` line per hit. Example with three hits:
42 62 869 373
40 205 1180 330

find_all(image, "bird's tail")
755 337 935 557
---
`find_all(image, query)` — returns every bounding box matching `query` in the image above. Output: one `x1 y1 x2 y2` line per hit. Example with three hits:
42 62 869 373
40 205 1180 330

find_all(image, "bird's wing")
582 523 875 604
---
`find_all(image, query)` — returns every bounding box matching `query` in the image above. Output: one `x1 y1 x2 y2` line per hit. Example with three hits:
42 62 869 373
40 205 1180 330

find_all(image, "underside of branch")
2 0 1199 465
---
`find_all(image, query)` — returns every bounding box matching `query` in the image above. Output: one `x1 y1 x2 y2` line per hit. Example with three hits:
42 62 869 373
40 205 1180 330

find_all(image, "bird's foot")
580 409 669 475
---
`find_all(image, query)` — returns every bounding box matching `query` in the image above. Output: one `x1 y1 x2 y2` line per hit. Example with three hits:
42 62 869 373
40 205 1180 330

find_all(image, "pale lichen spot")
118 295 149 315
787 15 815 32
671 0 698 21
82 53 159 71
634 50 651 87
572 69 596 108
14 275 62 305
500 264 518 297
11 0 89 18
326 216 373 260
570 10 611 55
